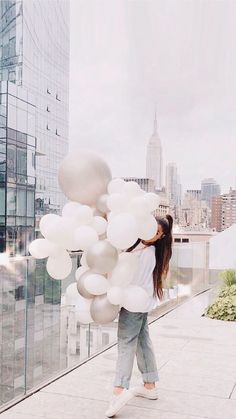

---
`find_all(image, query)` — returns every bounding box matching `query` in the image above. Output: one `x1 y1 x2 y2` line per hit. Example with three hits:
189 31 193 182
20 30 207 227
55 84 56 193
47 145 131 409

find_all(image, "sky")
69 0 236 193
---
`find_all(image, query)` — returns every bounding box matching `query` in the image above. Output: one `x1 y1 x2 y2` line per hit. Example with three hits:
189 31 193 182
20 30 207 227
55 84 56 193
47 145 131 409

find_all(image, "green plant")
206 296 236 321
220 270 236 287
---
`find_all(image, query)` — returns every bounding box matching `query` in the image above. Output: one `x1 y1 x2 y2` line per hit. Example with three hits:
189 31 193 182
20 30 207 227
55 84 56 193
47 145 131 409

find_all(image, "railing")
0 241 217 411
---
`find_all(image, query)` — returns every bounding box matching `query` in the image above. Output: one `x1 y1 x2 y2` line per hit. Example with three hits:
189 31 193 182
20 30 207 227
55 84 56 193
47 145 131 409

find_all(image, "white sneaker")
105 389 134 417
130 385 158 400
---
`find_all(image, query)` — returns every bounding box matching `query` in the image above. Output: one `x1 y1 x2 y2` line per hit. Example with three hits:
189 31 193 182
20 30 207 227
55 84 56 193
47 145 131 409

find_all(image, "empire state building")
146 113 163 189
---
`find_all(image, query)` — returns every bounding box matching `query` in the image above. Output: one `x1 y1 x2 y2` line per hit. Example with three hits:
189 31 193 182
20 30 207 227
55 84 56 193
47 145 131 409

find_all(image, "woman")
106 214 173 418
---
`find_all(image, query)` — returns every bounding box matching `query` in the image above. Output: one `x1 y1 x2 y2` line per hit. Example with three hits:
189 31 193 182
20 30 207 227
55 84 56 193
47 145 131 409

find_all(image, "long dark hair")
127 214 173 301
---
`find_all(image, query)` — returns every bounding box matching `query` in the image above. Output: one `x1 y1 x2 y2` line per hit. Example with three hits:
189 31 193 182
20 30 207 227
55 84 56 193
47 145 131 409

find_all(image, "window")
47 88 51 94
182 238 189 243
102 332 109 346
56 93 61 101
174 238 181 243
46 124 50 130
46 106 50 112
55 128 60 136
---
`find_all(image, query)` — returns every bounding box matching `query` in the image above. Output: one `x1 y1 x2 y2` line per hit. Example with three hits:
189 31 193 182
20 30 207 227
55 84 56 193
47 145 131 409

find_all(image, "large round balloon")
122 285 149 312
107 286 124 305
110 254 138 287
75 266 88 281
137 215 157 240
107 193 127 213
91 216 107 236
62 201 81 217
86 240 118 274
74 225 99 251
108 178 125 194
144 193 160 212
46 251 72 280
29 238 59 259
75 297 93 324
39 214 60 237
41 216 78 251
90 294 120 324
58 149 112 205
96 194 109 214
77 272 94 299
65 282 80 305
84 272 109 295
107 213 138 249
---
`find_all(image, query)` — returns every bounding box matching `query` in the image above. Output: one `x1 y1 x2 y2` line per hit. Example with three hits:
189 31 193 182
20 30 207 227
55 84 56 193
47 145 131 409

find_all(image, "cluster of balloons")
29 150 160 325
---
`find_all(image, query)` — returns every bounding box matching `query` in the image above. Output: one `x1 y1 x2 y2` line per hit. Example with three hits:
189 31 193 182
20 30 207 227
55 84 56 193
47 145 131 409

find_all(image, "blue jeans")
114 308 159 389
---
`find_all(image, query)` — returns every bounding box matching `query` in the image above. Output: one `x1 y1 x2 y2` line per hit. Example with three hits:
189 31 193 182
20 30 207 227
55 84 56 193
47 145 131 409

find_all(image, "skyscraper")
146 111 163 189
201 178 221 208
0 0 70 253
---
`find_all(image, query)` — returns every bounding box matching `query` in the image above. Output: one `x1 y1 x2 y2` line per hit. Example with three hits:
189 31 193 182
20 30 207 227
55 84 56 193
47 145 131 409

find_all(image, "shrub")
206 282 236 322
220 270 236 287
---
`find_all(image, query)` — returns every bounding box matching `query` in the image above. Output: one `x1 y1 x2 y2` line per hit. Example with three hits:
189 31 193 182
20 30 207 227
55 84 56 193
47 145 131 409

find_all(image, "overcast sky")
69 0 236 192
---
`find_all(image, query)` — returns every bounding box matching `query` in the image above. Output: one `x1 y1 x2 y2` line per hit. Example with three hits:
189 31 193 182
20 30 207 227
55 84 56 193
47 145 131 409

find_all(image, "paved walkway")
2 291 236 419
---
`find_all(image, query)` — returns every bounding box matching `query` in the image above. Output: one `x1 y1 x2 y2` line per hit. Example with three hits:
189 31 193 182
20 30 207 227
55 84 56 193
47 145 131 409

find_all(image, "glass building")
0 0 70 253
0 81 36 255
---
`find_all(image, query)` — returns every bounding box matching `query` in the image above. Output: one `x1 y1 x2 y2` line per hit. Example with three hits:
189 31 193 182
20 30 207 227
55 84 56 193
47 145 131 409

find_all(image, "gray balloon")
90 294 120 324
96 194 109 214
77 271 94 299
58 150 112 205
86 240 118 274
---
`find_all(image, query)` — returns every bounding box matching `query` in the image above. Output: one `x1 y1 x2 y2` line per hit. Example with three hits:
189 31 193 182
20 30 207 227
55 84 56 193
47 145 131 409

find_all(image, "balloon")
77 272 94 299
41 216 78 251
123 181 141 198
75 205 93 226
96 194 109 214
108 178 125 194
137 215 157 240
107 193 127 212
144 193 160 212
122 286 149 312
62 201 81 217
128 196 150 216
46 251 72 280
74 225 99 251
65 282 79 305
58 149 112 205
90 294 120 324
29 238 60 259
75 297 93 324
107 213 138 249
110 255 138 287
75 266 88 281
107 286 124 305
91 216 107 235
83 272 109 295
86 240 118 274
39 214 60 237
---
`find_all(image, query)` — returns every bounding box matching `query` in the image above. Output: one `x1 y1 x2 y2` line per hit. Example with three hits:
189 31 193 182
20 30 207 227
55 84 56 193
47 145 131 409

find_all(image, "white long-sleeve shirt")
130 243 158 313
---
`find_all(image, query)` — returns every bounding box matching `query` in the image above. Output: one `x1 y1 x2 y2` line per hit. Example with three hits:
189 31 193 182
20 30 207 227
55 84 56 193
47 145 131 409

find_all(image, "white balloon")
122 285 149 312
75 226 99 251
91 216 107 235
96 194 109 214
62 201 81 217
108 178 125 194
137 215 157 240
107 211 119 222
84 273 109 295
107 193 127 212
65 282 79 305
123 181 141 198
29 238 60 259
107 286 124 305
58 149 112 205
107 213 138 249
75 205 93 226
39 214 60 237
144 193 160 212
75 297 93 324
128 196 150 216
75 266 88 281
110 254 138 287
46 252 72 280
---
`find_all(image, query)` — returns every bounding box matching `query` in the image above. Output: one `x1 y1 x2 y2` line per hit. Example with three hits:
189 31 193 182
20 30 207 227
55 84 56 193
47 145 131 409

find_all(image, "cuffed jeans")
114 308 159 389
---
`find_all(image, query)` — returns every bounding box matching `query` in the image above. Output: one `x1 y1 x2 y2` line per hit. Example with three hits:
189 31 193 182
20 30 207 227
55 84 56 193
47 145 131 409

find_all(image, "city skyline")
69 0 236 193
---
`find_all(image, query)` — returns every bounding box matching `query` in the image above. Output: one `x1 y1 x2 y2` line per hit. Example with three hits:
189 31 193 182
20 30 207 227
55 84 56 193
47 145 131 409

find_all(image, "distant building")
201 178 221 208
211 188 236 232
146 112 163 189
165 162 182 221
180 190 211 229
186 189 201 201
123 177 155 193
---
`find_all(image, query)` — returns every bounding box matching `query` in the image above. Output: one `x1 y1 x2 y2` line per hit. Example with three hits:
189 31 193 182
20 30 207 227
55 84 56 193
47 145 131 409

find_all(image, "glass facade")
0 81 36 255
0 0 70 250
